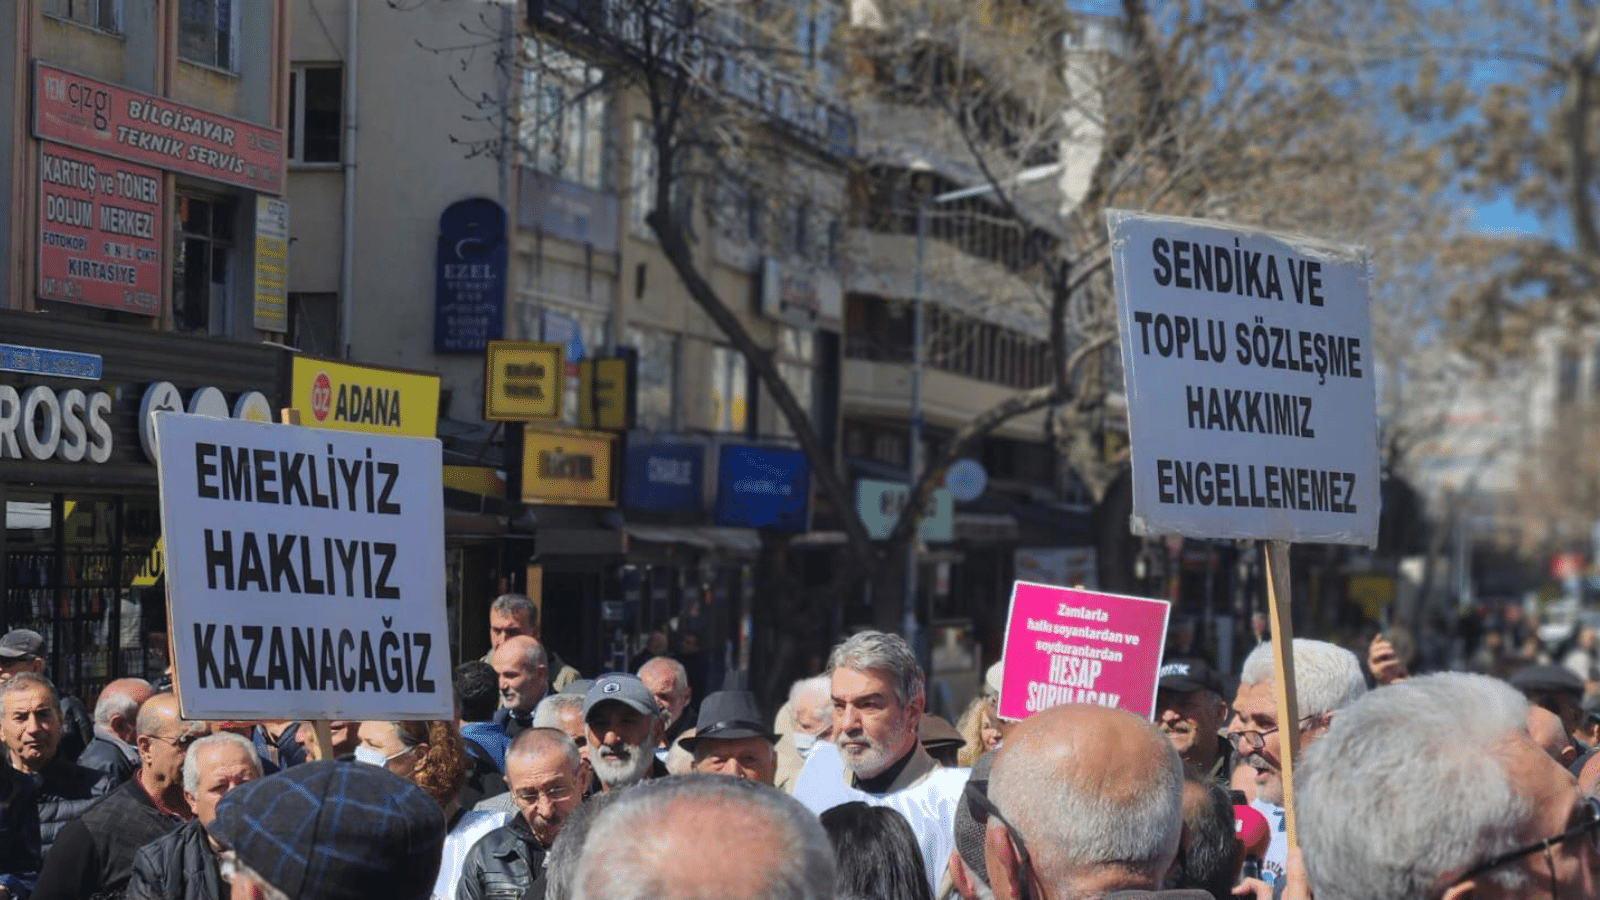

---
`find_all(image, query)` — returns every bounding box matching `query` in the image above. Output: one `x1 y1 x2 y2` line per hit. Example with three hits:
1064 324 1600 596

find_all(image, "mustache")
1246 753 1275 771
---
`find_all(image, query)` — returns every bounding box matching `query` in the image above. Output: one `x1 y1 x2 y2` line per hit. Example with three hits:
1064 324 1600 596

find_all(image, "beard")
591 738 654 788
838 731 898 779
1247 752 1284 806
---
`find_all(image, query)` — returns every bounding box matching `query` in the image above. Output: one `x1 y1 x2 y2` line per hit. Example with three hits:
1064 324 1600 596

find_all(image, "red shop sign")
37 142 162 315
33 62 283 194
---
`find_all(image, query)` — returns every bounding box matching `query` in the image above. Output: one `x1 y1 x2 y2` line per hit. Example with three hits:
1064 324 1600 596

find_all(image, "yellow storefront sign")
485 342 564 421
521 426 616 506
288 356 439 438
578 357 632 430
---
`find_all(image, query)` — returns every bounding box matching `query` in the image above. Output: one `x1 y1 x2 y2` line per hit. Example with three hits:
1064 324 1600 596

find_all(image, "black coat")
456 814 548 900
0 767 41 899
125 820 219 900
28 755 114 858
32 776 187 900
75 736 137 787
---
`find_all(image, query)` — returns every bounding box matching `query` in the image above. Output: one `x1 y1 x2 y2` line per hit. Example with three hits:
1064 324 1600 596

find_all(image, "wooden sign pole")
1263 539 1301 846
281 407 336 764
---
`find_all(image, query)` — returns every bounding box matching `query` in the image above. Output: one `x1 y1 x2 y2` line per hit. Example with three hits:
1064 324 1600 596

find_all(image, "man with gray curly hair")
1230 638 1366 888
1299 672 1600 900
827 630 940 795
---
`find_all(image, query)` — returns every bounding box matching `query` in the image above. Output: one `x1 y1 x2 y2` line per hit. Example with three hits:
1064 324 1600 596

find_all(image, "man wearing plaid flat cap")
208 760 445 900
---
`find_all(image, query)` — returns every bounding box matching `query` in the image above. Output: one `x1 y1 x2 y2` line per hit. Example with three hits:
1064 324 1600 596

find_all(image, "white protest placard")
153 412 451 721
1108 210 1380 545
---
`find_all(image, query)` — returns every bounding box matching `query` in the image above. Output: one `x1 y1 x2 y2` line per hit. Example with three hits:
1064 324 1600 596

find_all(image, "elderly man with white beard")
828 631 941 795
581 674 667 792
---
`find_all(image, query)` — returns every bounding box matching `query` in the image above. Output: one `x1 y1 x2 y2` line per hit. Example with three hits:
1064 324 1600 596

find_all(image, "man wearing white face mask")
776 675 833 793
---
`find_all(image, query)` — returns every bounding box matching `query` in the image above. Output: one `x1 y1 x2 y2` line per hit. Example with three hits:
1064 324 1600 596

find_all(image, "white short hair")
534 693 584 729
92 680 149 728
181 732 261 796
1298 673 1534 899
1239 639 1366 717
787 676 830 725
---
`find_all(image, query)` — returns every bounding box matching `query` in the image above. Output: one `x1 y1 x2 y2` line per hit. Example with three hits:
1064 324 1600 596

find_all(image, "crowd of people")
0 590 1592 899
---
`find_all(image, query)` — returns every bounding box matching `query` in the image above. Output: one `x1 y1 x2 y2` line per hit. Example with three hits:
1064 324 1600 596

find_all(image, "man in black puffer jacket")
125 732 261 900
0 673 112 858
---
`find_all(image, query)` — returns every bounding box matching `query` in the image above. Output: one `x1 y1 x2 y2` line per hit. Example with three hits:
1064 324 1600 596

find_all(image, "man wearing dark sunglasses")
1299 672 1600 900
951 702 1212 900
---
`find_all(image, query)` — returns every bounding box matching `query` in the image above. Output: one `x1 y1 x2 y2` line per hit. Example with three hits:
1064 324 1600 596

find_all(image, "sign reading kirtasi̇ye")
153 412 451 721
1107 210 1380 546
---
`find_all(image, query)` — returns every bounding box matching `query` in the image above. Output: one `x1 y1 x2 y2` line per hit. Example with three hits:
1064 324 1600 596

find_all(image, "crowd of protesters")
0 589 1592 899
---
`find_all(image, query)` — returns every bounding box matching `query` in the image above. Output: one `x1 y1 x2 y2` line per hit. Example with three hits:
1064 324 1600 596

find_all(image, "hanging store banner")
621 437 704 512
34 62 283 194
714 444 810 531
287 357 440 439
153 412 451 721
252 197 289 332
855 479 953 542
36 142 162 315
435 198 508 353
484 341 564 421
1107 210 1381 546
521 426 617 506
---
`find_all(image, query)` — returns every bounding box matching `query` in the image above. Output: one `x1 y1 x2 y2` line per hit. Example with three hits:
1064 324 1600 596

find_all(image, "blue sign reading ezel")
714 444 810 531
622 439 704 512
435 197 508 353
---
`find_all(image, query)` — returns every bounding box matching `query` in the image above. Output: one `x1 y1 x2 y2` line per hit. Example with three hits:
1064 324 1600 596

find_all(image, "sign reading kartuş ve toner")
153 412 451 721
1107 211 1380 546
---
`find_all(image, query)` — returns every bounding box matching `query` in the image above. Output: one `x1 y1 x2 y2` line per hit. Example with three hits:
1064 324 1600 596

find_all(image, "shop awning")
624 524 764 554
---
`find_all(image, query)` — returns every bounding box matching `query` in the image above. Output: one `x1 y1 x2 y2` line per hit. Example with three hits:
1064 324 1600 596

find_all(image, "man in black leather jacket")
458 729 588 900
125 732 261 900
0 673 111 859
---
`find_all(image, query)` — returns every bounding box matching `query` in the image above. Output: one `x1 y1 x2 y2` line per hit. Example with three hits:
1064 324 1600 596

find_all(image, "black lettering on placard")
190 622 441 694
197 529 404 600
193 442 405 515
1154 458 1357 514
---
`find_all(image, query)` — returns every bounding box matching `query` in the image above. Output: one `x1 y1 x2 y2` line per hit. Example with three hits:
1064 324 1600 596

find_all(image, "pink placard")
34 62 283 194
37 142 162 315
997 582 1172 721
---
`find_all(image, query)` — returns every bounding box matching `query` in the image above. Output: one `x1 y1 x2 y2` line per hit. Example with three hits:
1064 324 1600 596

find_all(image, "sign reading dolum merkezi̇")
153 412 451 721
1108 211 1380 545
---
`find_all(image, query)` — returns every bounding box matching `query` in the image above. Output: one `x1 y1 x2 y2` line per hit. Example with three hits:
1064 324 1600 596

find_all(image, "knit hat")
210 760 446 900
954 749 998 883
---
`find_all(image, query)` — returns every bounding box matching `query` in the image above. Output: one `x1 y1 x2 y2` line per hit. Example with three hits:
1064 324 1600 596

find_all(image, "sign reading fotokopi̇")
485 341 564 421
288 356 439 438
521 426 616 506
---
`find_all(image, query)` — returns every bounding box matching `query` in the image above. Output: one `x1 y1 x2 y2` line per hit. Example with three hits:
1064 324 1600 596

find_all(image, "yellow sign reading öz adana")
288 356 440 438
521 426 616 506
485 342 564 421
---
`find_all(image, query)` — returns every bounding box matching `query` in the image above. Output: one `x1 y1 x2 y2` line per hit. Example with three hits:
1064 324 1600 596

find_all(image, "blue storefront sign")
435 197 508 353
714 444 810 531
623 438 704 512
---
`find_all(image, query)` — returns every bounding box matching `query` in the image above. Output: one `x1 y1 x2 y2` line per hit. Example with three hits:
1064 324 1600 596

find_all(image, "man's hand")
1232 877 1272 900
1368 633 1408 686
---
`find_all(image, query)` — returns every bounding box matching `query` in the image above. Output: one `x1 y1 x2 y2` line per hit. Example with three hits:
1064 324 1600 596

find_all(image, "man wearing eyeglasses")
1300 672 1600 900
458 728 589 900
1228 639 1366 889
32 691 209 900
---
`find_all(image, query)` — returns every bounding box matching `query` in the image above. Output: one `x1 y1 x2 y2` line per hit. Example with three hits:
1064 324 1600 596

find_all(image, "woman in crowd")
819 802 933 900
954 695 1003 766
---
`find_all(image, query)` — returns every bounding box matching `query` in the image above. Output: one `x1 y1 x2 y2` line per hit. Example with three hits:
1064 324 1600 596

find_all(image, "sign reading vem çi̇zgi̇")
153 412 451 720
1108 210 1381 546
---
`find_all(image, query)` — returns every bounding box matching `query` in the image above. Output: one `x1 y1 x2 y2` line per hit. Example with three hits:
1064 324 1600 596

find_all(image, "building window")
520 39 608 189
289 66 342 163
627 326 679 432
173 194 235 334
710 345 748 434
44 0 121 32
630 119 658 236
179 0 238 71
772 326 816 437
288 292 338 356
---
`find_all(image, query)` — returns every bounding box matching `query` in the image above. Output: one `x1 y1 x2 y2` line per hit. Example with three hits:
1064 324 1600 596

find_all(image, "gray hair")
989 713 1183 882
491 593 538 626
1298 673 1533 900
546 790 625 900
572 774 834 900
534 693 584 729
498 637 548 673
180 732 261 796
1239 639 1366 718
92 679 150 728
827 631 924 707
1 673 58 706
506 727 582 773
638 657 689 693
788 676 831 726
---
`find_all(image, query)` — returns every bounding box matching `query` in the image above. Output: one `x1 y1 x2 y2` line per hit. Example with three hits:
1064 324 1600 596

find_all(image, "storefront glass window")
627 327 678 432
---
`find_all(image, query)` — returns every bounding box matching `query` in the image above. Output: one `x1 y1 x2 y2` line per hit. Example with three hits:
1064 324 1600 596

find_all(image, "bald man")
78 678 153 784
952 704 1207 900
33 693 208 900
1528 704 1580 768
493 636 550 739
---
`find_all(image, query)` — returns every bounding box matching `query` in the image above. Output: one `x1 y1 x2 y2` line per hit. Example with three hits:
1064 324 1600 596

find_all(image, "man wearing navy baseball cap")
1155 657 1231 780
583 674 668 793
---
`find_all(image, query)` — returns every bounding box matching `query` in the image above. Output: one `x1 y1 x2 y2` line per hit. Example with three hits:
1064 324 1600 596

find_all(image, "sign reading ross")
521 426 616 506
34 63 283 194
1108 210 1380 545
714 444 810 531
37 142 162 315
996 582 1170 721
252 197 289 332
485 342 564 421
153 413 450 720
288 357 440 439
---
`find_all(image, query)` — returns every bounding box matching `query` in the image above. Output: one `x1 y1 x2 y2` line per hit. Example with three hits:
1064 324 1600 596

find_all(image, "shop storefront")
0 311 283 705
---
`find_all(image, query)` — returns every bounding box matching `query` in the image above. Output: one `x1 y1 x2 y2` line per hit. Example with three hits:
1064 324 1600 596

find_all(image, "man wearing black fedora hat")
679 691 779 785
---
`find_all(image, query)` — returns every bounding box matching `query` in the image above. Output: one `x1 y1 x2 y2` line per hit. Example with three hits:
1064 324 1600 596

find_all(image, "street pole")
904 201 927 649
